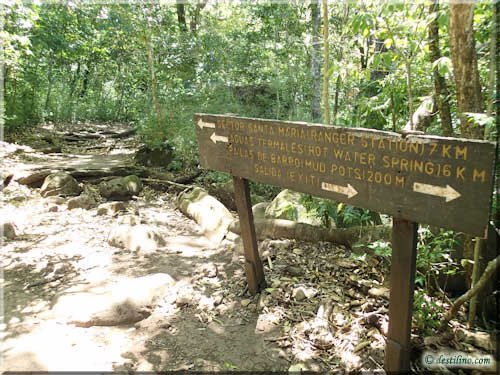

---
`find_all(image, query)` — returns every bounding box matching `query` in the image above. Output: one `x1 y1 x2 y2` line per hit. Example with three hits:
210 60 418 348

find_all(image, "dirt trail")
1 124 288 372
3 123 492 373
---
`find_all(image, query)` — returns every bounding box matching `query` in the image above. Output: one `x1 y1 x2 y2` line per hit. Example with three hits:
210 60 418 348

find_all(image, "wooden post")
385 218 418 373
232 176 266 294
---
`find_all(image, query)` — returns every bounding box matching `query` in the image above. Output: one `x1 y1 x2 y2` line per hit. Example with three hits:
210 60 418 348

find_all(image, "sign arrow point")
198 119 216 129
347 184 358 198
445 184 461 202
321 182 357 199
413 182 461 202
210 132 228 144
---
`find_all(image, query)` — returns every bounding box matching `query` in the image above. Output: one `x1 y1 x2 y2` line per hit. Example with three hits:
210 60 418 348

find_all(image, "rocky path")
1 123 495 373
1 123 292 372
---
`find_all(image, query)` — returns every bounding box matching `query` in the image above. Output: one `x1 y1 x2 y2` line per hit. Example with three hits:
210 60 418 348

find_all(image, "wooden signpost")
194 113 497 372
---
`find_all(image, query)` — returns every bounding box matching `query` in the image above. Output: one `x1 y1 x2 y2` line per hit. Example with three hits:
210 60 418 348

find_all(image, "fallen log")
107 128 136 139
176 187 234 245
142 178 192 192
229 218 390 248
17 166 147 187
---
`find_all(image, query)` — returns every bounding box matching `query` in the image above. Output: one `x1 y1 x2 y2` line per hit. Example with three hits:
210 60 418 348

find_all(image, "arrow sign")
197 119 216 129
210 132 228 144
321 182 358 198
413 182 461 202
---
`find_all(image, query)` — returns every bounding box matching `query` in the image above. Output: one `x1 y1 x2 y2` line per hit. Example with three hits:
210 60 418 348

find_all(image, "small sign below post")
194 113 497 373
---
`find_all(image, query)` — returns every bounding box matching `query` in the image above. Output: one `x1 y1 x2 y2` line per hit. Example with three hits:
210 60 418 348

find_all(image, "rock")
176 187 234 245
45 196 66 205
40 172 82 197
1 222 17 239
265 189 322 226
108 224 166 253
53 273 174 327
176 286 196 307
252 202 270 219
134 143 174 167
117 215 141 226
368 287 390 299
257 294 271 309
213 294 224 306
48 205 59 212
292 286 317 301
200 263 218 278
67 194 98 210
240 299 251 307
98 175 142 200
97 201 127 216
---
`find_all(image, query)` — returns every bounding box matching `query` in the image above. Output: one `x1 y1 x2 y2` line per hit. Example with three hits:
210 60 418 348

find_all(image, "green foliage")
413 289 443 334
299 194 379 228
367 240 392 258
365 228 457 334
415 227 460 288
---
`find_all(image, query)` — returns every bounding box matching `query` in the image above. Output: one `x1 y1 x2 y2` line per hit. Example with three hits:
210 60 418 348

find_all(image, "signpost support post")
232 176 266 294
385 218 418 372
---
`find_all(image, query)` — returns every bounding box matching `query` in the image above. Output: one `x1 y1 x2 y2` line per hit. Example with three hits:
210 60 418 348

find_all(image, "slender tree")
322 0 330 125
428 0 453 136
310 0 322 122
449 2 486 326
449 2 484 139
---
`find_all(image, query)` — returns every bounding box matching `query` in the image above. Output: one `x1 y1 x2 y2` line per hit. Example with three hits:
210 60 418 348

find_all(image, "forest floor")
0 122 496 373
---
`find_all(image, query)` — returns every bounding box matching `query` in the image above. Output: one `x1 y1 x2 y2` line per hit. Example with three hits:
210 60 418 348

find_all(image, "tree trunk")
390 91 397 132
310 0 322 122
449 2 484 139
44 64 53 113
322 0 330 125
449 2 486 325
333 75 341 126
176 1 187 32
428 1 453 136
140 11 162 127
190 1 207 34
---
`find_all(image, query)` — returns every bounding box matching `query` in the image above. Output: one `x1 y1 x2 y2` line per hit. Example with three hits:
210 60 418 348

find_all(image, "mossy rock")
98 175 143 201
265 189 322 226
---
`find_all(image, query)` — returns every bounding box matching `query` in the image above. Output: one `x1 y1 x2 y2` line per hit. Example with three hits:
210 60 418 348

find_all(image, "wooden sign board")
196 114 496 237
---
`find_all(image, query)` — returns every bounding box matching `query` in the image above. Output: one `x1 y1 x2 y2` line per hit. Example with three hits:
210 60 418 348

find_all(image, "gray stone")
45 196 66 205
368 287 390 299
97 201 127 216
252 202 270 219
48 205 59 212
67 194 98 210
292 286 317 301
40 172 82 197
200 263 218 278
98 175 142 200
265 189 321 226
1 222 17 239
108 224 165 253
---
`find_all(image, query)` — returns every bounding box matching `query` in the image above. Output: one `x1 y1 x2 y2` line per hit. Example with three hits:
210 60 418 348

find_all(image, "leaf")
464 113 494 127
224 362 238 370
